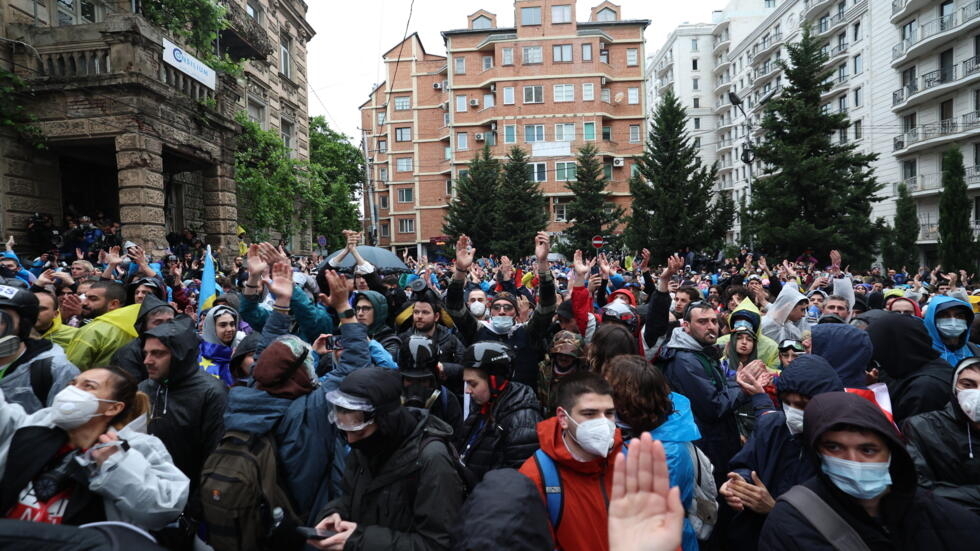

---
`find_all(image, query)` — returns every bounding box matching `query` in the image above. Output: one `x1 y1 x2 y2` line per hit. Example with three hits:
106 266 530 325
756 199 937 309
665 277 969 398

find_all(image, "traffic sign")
592 235 605 248
317 235 327 247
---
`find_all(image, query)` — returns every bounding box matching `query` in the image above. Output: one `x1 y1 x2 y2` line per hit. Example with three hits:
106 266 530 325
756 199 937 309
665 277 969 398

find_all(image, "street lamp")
728 90 755 249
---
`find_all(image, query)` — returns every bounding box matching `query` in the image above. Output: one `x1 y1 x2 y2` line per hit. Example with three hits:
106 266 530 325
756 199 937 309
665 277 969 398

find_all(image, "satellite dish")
614 92 624 104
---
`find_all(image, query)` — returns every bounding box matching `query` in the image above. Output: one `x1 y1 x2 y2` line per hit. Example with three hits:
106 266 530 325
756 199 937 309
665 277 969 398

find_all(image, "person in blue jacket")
720 355 844 551
924 295 979 367
606 354 701 551
810 323 873 388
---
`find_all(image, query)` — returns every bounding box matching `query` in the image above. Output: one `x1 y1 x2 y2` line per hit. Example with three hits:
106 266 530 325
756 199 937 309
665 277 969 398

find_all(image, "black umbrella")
319 246 410 274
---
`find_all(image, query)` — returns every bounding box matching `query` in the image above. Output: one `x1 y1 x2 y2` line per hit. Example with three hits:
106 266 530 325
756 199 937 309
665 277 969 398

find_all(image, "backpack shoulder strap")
778 485 871 551
533 449 563 529
30 357 55 406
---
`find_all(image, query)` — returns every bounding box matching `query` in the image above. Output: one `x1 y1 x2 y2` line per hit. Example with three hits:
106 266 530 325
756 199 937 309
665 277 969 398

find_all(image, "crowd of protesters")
0 220 977 551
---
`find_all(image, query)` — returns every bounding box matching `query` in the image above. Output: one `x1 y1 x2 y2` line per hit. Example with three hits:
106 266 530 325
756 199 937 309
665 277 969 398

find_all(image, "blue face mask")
491 315 515 333
936 318 968 339
820 455 892 500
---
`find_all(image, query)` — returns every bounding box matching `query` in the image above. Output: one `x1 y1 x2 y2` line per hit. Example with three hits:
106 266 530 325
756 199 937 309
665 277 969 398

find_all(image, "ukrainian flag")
199 245 218 314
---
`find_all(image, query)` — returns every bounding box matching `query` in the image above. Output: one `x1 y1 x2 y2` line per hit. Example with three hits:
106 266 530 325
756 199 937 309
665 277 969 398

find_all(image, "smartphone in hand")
296 526 337 540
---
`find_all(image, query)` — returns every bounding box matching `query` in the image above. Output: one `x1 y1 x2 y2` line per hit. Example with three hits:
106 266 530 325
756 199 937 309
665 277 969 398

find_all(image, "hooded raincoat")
451 468 554 551
760 282 809 343
924 296 979 367
65 303 140 370
39 315 77 350
198 305 245 387
0 338 78 414
811 323 873 388
357 290 402 362
109 296 177 381
717 297 781 371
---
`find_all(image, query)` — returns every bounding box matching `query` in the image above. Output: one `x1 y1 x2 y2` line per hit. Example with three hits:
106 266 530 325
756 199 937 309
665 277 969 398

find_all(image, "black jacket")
451 468 553 551
138 319 227 515
111 295 178 381
902 402 980 514
398 325 466 387
455 382 542 481
759 392 980 551
317 411 464 551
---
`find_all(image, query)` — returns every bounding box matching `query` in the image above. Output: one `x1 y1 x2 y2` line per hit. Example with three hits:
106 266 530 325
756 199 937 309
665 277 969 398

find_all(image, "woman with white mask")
0 365 187 529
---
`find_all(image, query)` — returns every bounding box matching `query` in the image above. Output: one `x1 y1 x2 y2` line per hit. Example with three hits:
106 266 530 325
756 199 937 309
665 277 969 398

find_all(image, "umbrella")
319 246 410 274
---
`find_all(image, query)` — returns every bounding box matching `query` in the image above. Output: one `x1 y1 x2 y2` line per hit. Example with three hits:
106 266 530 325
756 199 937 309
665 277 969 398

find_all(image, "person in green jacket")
32 290 77 349
717 297 781 372
65 281 139 369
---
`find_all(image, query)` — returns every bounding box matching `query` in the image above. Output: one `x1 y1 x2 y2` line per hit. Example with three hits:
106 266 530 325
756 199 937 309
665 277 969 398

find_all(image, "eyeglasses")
491 303 515 312
354 305 374 313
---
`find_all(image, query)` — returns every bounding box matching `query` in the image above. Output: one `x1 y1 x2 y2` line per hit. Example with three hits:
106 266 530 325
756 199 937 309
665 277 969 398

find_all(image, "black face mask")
402 379 439 410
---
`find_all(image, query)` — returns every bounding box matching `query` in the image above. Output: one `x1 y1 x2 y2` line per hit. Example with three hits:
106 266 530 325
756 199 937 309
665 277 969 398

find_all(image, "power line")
382 0 416 112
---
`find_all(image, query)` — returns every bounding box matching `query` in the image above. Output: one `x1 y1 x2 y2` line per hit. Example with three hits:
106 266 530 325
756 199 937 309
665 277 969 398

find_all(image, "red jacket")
519 416 624 551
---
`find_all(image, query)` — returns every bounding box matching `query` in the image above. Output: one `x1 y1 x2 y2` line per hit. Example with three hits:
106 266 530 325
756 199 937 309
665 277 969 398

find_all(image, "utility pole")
728 90 756 250
360 129 377 246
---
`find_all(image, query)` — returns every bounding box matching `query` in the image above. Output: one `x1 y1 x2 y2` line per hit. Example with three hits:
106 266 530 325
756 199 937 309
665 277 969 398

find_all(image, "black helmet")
399 335 440 379
462 341 515 380
0 284 39 340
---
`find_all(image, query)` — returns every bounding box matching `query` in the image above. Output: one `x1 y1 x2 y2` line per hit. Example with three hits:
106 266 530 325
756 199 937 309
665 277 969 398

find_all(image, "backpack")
687 442 718 540
29 358 54 406
420 434 478 495
200 430 300 551
532 449 564 529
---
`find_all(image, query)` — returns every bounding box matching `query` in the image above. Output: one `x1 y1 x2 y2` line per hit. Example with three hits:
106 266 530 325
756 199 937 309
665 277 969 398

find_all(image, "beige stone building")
0 0 314 259
360 0 648 257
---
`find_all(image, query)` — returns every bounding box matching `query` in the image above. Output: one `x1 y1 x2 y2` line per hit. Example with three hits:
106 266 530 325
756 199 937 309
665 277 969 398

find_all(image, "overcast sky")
305 0 729 142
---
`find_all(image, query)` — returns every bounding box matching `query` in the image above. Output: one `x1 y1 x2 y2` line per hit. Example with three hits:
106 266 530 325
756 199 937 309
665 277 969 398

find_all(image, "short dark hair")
32 289 58 309
677 287 701 303
683 301 714 322
605 355 674 432
724 285 750 307
555 371 613 414
90 280 126 305
826 295 849 304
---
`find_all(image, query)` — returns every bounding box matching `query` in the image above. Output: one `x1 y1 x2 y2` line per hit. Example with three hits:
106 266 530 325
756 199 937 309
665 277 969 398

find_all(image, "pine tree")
443 145 500 249
743 26 882 267
562 144 624 252
938 147 977 272
882 183 919 271
624 88 732 258
492 146 549 257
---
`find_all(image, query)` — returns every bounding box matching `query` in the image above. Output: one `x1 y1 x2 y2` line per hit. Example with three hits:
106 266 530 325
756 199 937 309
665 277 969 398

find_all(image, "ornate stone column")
115 133 166 249
203 161 239 264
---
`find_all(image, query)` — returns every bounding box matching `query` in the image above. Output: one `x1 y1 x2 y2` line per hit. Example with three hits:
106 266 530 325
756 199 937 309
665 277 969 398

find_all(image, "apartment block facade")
360 0 648 256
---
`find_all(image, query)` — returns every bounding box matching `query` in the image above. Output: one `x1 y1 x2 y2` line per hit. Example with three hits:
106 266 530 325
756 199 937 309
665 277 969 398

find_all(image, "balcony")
892 0 931 23
657 76 674 92
893 56 980 110
803 0 833 22
904 173 942 195
893 114 980 154
713 75 731 95
714 54 731 75
219 0 275 61
893 3 980 66
816 11 847 38
752 32 783 62
655 56 674 75
826 41 848 61
713 35 731 54
716 137 734 153
919 222 939 242
821 73 850 97
753 62 779 84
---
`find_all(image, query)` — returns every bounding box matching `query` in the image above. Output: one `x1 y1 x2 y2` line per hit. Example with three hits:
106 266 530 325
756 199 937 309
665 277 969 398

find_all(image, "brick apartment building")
360 0 649 257
0 0 314 259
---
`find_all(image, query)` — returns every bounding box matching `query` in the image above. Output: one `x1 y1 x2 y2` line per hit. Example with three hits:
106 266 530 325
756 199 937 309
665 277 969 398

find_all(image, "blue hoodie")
811 324 872 388
924 295 977 367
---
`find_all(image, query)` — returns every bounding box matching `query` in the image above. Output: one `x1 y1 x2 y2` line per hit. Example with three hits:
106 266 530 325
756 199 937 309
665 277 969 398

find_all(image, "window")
597 7 616 21
280 118 294 150
584 122 596 141
443 113 450 126
456 95 468 112
553 44 573 62
528 162 547 182
853 54 863 75
395 127 411 142
693 97 700 108
555 123 575 141
380 222 390 237
397 188 413 202
552 5 572 23
525 125 545 143
554 84 574 102
378 139 387 153
523 46 543 64
554 197 570 222
379 194 389 209
602 126 612 140
837 95 847 111
503 86 515 105
582 83 595 101
378 167 388 182
446 179 454 196
452 132 467 151
556 162 577 181
626 49 639 66
692 78 699 91
444 146 452 160
245 1 261 21
280 36 292 78
454 57 466 74
853 86 862 106
393 97 411 111
599 49 609 63
693 118 701 130
523 85 544 103
693 137 701 148
853 119 862 140
521 7 542 25
482 56 493 70
691 38 699 52
838 128 847 143
691 58 698 71
582 43 593 61
765 0 775 7
853 22 861 42
396 158 412 172
629 125 641 143
247 98 266 128
502 48 514 66
601 88 611 102
483 94 494 108
472 15 492 29
603 163 613 179
398 218 415 233
504 124 517 143
627 87 640 104
376 111 386 126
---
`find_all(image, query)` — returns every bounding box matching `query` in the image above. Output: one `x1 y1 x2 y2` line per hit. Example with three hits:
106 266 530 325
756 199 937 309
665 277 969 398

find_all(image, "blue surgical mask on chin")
936 318 968 339
491 315 515 333
820 455 892 500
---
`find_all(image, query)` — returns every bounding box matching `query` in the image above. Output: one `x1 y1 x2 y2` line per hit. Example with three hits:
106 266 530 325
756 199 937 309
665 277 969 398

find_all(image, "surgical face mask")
469 301 487 318
491 315 514 333
956 388 980 422
820 455 892 500
561 407 615 458
50 385 117 430
783 404 804 435
936 318 968 339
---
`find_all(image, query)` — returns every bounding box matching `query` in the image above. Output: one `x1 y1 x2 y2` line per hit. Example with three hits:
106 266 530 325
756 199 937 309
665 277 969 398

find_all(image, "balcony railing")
892 0 908 15
892 82 918 105
894 4 980 60
893 56 980 106
922 66 957 90
829 42 848 57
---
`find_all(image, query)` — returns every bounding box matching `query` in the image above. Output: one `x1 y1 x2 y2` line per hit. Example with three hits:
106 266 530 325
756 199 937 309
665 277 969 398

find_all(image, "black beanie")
338 367 403 415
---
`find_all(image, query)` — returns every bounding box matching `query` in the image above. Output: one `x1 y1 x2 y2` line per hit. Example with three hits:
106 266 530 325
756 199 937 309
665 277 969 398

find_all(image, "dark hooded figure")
314 368 464 550
867 313 955 423
810 323 873 388
759 392 980 550
724 355 844 551
451 468 554 551
109 294 176 381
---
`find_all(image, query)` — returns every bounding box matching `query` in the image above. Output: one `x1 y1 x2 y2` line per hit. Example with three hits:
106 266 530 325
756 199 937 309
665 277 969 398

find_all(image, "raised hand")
60 293 82 321
597 253 611 278
454 235 475 272
104 246 122 266
323 270 351 313
267 261 294 305
661 254 683 281
638 248 652 273
573 249 595 279
534 231 550 268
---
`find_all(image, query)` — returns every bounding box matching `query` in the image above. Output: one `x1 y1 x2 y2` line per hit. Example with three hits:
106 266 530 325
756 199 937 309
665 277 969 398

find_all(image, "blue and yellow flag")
198 245 218 314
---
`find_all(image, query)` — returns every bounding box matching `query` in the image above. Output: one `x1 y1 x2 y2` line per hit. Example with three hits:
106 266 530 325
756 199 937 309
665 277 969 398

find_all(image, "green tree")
444 145 500 249
307 116 362 250
562 144 623 252
625 88 733 257
492 147 549 257
938 147 977 272
881 183 919 270
742 26 882 266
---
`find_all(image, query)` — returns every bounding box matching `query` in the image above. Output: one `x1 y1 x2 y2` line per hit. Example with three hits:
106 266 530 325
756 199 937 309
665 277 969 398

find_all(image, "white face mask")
561 407 616 458
957 388 980 422
491 315 515 333
50 385 117 430
783 404 805 435
469 301 487 318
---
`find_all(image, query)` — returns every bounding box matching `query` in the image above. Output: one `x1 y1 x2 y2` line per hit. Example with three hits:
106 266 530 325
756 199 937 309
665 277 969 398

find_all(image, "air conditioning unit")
490 121 497 131
433 82 443 90
490 84 496 93
475 133 486 141
612 157 625 167
599 42 608 50
600 77 608 86
469 99 480 107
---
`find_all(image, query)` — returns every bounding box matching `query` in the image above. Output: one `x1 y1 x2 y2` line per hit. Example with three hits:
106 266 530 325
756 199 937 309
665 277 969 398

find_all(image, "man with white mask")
519 371 621 551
